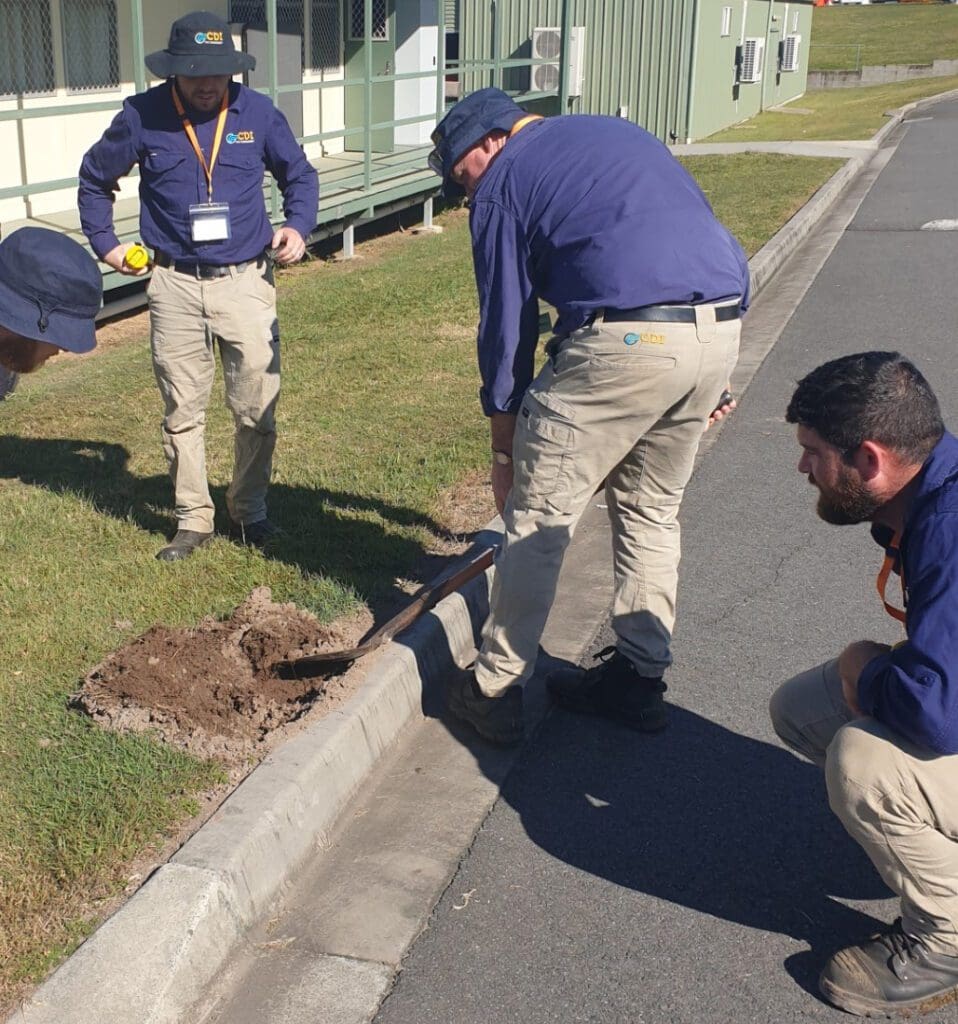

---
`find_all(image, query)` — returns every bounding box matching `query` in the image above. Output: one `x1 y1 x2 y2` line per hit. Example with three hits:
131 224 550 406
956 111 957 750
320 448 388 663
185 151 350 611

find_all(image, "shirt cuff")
89 231 121 262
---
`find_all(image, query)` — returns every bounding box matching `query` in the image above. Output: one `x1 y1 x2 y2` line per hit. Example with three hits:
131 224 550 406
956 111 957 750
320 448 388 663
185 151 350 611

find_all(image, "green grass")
681 154 845 256
0 153 843 1005
708 75 958 142
810 4 958 71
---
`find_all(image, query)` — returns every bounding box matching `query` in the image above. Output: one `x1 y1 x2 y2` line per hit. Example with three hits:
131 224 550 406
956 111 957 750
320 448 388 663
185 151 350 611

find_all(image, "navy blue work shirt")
860 431 958 755
470 115 751 415
78 80 319 264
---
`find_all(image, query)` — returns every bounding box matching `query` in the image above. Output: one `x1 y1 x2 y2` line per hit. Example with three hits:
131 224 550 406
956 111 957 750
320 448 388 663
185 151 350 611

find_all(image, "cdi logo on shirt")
194 30 224 44
226 130 255 144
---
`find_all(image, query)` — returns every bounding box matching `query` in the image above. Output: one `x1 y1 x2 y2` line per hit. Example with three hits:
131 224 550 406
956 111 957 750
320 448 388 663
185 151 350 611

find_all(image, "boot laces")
880 919 927 967
587 646 667 692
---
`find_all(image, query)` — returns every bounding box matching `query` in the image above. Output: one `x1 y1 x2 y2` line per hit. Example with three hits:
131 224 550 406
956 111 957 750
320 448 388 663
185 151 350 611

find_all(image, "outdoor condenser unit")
739 37 765 83
531 26 586 96
780 34 802 72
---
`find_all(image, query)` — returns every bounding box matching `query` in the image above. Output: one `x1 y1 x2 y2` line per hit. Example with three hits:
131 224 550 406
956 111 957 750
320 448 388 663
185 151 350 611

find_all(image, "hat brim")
0 274 97 354
146 50 256 78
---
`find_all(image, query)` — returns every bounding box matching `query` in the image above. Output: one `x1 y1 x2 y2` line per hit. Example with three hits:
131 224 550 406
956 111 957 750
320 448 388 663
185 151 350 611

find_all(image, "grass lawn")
0 151 842 1008
810 3 958 71
707 74 958 142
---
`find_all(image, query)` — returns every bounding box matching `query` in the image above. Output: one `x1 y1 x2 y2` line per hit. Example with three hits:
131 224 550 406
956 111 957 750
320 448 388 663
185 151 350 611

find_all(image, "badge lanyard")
172 85 229 203
876 531 907 624
509 114 543 138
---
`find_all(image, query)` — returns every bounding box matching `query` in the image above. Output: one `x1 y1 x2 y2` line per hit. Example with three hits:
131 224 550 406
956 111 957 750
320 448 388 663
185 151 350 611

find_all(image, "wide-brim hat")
0 228 102 354
146 10 255 79
428 87 525 198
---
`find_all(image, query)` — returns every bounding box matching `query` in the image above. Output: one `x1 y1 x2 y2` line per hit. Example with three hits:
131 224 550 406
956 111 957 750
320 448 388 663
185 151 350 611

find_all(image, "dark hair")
786 351 943 464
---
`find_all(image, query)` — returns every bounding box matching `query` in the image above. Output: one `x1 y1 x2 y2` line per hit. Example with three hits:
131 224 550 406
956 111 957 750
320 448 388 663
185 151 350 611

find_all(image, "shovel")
277 545 496 675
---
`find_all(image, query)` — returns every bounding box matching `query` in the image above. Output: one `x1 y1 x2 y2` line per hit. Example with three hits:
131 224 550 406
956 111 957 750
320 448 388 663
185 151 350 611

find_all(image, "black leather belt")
601 302 741 324
153 251 264 279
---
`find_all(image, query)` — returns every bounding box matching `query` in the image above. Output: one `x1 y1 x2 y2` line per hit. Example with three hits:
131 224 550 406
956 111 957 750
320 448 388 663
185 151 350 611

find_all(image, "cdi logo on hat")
194 30 225 44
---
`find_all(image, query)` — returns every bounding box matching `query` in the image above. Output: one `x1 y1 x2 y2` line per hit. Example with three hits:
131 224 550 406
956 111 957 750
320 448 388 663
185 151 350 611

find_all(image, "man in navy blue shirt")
78 11 318 561
429 88 749 746
771 352 958 1016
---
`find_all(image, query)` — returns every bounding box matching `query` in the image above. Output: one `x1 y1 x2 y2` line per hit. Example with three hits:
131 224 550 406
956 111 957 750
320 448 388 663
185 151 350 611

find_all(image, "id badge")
189 202 231 242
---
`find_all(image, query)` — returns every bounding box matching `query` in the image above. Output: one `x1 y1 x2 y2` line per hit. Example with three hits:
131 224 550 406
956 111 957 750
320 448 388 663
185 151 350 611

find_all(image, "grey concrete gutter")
8 90 948 1024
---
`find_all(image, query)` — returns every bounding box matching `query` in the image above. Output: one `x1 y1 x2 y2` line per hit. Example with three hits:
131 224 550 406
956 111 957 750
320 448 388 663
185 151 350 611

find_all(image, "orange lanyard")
509 114 544 137
877 531 907 624
172 86 229 203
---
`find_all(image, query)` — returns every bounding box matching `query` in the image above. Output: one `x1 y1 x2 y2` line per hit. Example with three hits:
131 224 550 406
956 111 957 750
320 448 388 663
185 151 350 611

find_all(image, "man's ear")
854 440 886 482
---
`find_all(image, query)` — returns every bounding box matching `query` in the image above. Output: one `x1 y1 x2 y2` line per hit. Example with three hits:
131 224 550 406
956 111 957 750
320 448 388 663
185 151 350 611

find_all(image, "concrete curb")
10 551 496 1024
13 87 953 1024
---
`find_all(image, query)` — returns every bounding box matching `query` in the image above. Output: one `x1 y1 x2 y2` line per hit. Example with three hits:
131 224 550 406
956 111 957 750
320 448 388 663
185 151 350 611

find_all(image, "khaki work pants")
474 305 741 695
148 260 280 533
770 660 958 955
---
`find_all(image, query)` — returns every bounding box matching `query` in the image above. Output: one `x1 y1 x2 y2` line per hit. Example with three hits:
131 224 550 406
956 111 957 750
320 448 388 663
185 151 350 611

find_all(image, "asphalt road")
374 98 958 1024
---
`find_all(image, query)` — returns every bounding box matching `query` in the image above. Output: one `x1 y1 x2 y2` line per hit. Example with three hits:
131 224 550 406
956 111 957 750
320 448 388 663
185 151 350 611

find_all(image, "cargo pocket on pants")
511 393 575 513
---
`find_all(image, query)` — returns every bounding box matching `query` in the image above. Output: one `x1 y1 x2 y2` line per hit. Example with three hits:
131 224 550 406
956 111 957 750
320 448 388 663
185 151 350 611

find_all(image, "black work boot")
156 529 213 562
546 645 668 732
446 672 523 747
228 518 277 549
819 918 958 1017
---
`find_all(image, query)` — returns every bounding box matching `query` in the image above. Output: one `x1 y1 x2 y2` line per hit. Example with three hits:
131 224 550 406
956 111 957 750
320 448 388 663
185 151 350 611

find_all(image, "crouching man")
771 351 958 1017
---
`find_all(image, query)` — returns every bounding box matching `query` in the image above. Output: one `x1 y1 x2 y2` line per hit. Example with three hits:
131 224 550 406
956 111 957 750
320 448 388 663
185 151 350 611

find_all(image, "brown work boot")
819 918 958 1017
446 671 523 747
155 529 213 562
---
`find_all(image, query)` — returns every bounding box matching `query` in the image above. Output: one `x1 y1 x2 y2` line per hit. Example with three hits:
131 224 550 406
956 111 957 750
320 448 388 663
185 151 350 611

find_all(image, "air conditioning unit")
781 34 801 72
739 36 765 83
531 26 586 97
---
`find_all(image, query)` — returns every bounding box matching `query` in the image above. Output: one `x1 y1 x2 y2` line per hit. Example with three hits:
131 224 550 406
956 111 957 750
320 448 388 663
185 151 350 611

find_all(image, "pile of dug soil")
73 588 354 764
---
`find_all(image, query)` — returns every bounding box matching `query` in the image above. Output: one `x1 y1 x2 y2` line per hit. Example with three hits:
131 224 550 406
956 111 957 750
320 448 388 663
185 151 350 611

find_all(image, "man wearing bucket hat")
0 227 103 397
431 88 749 746
78 11 318 561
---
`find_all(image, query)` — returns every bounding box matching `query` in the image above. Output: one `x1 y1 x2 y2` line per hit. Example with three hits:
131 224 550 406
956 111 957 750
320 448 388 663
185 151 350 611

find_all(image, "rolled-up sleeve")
78 104 140 260
858 512 958 754
470 198 540 416
263 106 319 241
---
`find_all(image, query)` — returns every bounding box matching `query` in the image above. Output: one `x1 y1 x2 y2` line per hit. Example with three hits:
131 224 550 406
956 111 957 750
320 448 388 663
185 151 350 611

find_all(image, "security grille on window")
350 0 387 40
230 0 306 69
311 0 341 72
721 6 732 38
0 0 55 96
63 0 119 92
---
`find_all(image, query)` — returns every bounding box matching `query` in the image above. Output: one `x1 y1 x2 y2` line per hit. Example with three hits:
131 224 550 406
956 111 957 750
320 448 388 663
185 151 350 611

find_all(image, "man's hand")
103 243 150 277
838 640 891 716
706 386 736 430
270 226 306 265
490 412 518 516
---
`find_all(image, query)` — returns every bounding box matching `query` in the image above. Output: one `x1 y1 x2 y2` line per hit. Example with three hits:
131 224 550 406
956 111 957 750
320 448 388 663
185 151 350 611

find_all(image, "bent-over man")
0 227 102 390
428 88 749 745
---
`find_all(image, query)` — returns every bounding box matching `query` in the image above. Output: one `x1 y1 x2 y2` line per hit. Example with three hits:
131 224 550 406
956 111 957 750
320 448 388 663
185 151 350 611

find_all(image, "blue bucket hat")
0 228 103 354
428 88 525 198
146 11 255 78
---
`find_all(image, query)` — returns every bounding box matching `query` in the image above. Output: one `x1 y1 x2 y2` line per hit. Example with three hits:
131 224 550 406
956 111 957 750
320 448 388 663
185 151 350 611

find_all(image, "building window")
793 11 800 33
349 0 387 41
311 0 341 72
63 0 119 93
0 0 55 96
230 0 307 70
721 6 732 38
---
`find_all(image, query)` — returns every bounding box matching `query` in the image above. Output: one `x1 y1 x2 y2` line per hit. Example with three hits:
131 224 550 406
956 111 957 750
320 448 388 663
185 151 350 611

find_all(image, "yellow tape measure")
124 243 149 270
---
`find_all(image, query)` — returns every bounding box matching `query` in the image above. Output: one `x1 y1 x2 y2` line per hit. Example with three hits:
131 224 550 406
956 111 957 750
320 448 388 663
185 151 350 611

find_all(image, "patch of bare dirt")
73 587 362 766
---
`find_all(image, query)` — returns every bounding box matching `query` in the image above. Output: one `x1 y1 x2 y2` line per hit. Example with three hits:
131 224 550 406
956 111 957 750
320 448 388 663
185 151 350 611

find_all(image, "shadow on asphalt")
500 696 888 997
